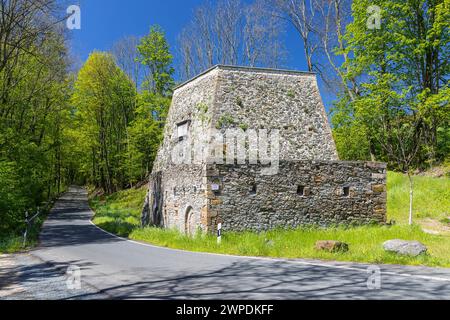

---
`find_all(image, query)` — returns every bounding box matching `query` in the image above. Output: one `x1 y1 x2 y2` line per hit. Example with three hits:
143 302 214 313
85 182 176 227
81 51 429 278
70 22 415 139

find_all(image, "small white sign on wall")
211 184 220 191
177 122 189 139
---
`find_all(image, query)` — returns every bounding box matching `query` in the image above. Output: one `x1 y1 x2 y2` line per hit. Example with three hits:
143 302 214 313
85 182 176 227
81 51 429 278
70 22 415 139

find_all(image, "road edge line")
88 220 450 283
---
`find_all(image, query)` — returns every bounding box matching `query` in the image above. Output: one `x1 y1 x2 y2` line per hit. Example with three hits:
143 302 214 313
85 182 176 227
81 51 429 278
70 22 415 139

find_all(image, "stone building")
141 65 387 234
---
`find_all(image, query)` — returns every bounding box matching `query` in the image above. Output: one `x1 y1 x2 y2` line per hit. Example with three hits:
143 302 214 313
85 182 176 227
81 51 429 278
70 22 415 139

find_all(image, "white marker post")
217 223 222 244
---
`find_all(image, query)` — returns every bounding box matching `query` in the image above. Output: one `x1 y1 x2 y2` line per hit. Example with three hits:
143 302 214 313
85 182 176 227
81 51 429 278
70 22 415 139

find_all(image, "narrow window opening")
343 187 350 197
297 185 305 196
250 184 257 195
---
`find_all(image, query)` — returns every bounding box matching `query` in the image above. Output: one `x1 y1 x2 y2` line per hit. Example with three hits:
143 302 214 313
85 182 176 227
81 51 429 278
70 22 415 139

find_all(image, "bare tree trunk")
178 0 286 80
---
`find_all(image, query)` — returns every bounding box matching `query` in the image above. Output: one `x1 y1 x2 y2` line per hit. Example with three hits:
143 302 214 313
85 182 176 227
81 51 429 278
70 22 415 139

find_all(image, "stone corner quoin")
141 65 387 234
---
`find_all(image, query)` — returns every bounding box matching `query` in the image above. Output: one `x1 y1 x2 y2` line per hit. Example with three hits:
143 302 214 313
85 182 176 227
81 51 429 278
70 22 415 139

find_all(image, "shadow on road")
66 259 450 300
37 188 123 249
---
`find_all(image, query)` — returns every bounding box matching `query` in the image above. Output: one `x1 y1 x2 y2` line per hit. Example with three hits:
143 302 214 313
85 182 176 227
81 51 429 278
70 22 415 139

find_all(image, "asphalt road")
2 187 450 300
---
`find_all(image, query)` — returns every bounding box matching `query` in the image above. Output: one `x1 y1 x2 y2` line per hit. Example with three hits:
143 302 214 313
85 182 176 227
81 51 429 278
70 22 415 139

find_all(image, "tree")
126 93 168 182
274 0 319 72
126 25 175 181
178 0 286 80
0 1 73 235
137 25 175 95
0 0 65 75
332 0 450 224
72 52 136 193
111 36 145 89
244 0 287 67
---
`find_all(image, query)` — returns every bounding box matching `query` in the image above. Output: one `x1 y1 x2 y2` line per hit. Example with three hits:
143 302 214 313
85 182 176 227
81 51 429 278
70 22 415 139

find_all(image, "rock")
315 241 349 253
383 240 427 256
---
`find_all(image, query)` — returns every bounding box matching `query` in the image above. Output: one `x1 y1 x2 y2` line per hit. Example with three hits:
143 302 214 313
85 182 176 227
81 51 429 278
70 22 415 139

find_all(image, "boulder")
383 240 427 256
315 240 349 253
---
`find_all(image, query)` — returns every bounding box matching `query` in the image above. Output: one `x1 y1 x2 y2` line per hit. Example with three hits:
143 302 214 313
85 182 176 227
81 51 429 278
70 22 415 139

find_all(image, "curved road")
2 187 450 300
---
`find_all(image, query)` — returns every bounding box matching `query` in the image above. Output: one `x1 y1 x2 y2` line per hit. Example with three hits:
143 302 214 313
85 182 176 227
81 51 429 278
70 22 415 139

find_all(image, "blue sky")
67 0 334 109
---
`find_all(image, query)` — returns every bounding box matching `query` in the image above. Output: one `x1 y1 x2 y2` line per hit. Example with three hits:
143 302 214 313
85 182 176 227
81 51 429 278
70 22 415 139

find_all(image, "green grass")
387 172 450 224
129 225 450 267
89 186 147 237
90 172 450 268
0 235 25 254
0 214 48 254
0 185 66 254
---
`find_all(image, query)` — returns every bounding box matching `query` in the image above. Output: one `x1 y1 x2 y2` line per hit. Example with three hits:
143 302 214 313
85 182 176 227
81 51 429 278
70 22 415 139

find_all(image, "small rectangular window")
343 187 350 197
177 121 189 141
297 185 305 196
250 184 257 195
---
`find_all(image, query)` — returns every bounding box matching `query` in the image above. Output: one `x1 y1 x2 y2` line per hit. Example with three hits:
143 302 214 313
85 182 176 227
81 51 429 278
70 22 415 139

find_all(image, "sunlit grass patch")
129 224 450 267
387 172 449 224
90 186 147 237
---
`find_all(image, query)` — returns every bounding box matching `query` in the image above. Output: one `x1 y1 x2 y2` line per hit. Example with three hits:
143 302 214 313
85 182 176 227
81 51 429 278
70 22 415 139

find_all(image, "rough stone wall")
206 161 387 232
154 65 339 170
150 164 207 233
212 67 338 161
153 69 219 172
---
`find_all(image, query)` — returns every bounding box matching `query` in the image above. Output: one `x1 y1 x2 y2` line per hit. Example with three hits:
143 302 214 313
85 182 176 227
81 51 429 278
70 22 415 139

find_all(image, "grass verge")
0 212 50 254
90 173 450 268
387 172 449 225
89 186 147 237
0 185 66 254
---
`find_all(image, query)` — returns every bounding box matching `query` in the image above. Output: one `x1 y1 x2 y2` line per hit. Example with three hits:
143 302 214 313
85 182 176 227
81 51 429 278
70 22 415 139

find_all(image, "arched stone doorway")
185 206 196 236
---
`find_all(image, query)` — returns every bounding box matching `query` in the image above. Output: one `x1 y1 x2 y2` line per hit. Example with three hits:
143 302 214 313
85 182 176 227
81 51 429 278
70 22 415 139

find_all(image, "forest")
0 0 449 241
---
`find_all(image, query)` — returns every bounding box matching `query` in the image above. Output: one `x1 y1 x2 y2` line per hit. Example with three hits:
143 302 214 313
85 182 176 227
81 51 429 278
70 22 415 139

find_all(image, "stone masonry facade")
206 161 387 232
142 65 387 234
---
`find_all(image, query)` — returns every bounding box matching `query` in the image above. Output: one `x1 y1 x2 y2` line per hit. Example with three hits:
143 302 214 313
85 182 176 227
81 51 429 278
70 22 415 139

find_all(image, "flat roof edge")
173 65 317 91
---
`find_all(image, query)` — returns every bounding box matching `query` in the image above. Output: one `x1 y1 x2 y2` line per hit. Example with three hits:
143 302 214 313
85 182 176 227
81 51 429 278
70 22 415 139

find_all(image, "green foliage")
437 126 450 161
333 122 372 161
239 123 249 131
332 0 450 168
0 202 54 254
72 52 137 192
0 236 24 254
196 102 209 114
123 25 174 184
0 161 27 234
216 114 237 129
0 28 71 236
126 91 170 183
287 90 295 98
70 25 174 192
137 25 175 95
196 102 210 124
